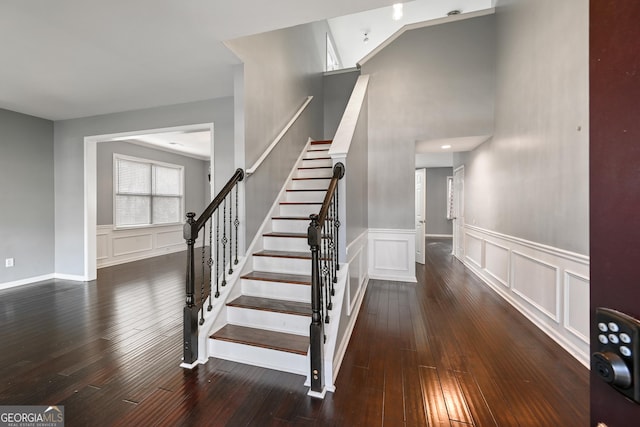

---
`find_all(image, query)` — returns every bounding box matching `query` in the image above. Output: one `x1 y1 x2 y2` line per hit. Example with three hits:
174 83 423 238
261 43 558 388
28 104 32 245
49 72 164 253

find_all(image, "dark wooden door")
590 1 640 424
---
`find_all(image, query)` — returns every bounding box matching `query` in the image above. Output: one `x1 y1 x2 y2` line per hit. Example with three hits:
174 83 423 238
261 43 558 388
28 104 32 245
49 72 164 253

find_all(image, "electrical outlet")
5 258 14 268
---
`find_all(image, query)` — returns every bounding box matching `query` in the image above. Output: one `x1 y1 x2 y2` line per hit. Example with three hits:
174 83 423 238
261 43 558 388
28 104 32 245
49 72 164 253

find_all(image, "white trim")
466 224 589 264
563 270 590 344
357 8 496 67
323 67 359 76
329 75 369 158
54 273 87 282
511 250 561 323
246 96 313 175
426 234 453 238
0 274 55 290
83 123 214 283
368 228 417 283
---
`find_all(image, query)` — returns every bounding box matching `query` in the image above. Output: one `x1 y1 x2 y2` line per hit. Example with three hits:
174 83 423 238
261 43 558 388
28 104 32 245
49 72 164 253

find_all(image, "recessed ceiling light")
441 144 452 149
169 142 183 146
447 10 462 16
392 3 403 21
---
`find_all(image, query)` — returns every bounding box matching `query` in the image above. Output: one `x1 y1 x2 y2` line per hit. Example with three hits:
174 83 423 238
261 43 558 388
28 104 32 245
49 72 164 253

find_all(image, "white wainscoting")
368 229 417 283
97 224 193 268
463 225 590 367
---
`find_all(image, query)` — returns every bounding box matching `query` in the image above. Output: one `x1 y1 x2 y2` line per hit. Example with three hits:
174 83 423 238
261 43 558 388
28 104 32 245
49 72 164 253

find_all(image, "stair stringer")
197 138 314 361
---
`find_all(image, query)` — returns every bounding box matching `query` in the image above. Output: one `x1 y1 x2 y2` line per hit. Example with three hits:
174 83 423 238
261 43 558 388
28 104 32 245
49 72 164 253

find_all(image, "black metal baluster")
222 196 227 287
308 214 324 393
234 185 239 265
215 209 220 297
199 221 206 325
229 191 234 275
207 217 213 310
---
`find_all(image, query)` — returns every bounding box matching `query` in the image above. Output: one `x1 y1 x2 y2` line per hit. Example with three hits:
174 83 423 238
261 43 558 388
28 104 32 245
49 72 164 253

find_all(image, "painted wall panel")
0 109 54 284
511 251 559 321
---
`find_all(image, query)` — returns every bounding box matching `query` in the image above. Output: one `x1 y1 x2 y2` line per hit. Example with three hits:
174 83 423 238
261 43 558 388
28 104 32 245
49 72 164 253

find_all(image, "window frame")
113 154 185 229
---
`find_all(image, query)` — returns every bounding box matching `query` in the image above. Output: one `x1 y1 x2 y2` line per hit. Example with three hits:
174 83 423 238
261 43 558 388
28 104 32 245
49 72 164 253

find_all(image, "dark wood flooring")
0 239 589 426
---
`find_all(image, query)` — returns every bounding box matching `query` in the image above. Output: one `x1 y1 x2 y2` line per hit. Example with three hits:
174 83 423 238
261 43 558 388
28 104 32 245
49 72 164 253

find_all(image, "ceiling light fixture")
392 3 403 21
441 144 452 149
447 9 462 16
363 32 369 43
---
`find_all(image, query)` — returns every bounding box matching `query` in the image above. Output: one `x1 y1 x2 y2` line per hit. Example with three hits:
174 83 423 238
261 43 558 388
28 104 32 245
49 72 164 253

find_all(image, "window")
114 155 184 227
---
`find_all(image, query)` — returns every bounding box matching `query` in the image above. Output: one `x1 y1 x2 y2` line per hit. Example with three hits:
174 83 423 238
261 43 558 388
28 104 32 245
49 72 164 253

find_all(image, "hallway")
0 239 588 426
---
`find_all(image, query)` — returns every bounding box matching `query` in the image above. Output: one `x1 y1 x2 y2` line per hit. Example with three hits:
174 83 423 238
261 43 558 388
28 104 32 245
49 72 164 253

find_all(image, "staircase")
209 140 333 375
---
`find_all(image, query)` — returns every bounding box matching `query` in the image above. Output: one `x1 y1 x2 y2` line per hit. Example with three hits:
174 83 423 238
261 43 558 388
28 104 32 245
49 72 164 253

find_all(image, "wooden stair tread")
310 140 332 145
263 232 306 238
279 201 322 205
254 250 311 259
292 177 331 181
263 231 328 239
253 250 329 261
241 271 311 285
211 325 309 355
227 295 311 316
307 148 329 152
286 189 327 192
303 156 331 160
272 216 311 220
297 166 332 170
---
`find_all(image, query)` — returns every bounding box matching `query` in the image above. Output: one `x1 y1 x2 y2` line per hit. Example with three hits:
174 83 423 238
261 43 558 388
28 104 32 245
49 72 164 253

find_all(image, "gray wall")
456 0 588 254
363 15 496 230
96 142 208 225
345 91 369 244
0 109 54 283
226 21 327 245
425 168 453 236
54 97 234 276
323 69 360 139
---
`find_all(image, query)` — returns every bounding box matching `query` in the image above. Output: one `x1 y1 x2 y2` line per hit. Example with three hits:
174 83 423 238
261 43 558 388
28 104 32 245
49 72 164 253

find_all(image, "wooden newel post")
308 214 325 393
183 212 199 365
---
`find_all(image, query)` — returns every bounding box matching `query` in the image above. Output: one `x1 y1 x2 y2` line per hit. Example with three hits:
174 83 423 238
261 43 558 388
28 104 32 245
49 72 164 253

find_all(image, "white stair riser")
241 279 311 303
285 190 326 203
263 235 309 252
301 158 332 168
209 339 308 376
304 150 330 159
290 179 331 190
272 218 309 233
227 307 309 336
295 168 333 179
253 255 311 275
279 203 321 217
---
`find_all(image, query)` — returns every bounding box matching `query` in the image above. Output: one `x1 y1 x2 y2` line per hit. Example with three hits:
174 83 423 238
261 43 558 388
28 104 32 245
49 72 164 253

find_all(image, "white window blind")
114 155 184 227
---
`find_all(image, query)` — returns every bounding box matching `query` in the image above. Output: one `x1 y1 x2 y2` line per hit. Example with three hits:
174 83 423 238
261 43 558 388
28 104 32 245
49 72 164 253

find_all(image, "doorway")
452 165 464 261
83 123 214 281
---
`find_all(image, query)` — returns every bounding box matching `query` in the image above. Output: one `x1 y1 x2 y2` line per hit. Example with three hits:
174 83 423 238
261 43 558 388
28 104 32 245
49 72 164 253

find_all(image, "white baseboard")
426 234 452 238
462 225 590 367
0 274 55 291
54 273 88 282
368 228 417 283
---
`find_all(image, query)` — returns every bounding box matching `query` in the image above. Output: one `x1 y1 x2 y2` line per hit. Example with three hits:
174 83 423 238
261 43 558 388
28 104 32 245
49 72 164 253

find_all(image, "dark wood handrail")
315 163 344 226
194 168 244 231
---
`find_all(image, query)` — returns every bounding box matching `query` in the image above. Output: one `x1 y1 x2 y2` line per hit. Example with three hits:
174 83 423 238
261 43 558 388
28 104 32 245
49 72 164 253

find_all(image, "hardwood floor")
0 239 589 426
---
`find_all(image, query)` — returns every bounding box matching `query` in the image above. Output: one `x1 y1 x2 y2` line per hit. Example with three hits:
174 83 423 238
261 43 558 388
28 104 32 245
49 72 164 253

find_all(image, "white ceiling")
117 129 212 160
328 0 493 68
0 0 399 121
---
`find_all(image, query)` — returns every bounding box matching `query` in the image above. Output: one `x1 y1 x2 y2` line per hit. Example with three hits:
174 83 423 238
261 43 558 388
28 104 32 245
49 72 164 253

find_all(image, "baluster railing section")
307 162 344 393
183 168 244 366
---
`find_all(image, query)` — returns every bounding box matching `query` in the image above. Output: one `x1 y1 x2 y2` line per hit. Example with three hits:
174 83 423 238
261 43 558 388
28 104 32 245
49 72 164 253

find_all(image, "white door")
415 168 426 264
452 166 465 261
